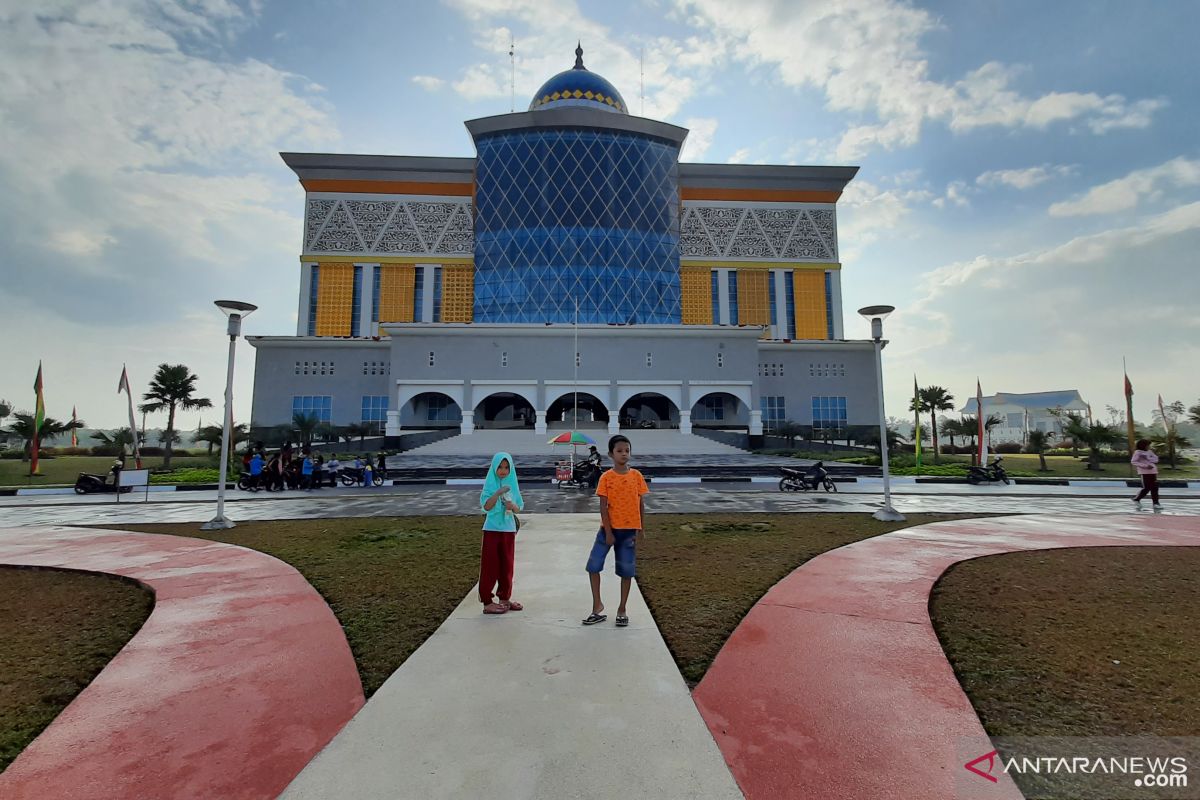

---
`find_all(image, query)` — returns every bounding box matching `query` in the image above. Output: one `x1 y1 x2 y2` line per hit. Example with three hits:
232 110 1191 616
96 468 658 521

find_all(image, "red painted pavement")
0 525 365 800
692 514 1199 800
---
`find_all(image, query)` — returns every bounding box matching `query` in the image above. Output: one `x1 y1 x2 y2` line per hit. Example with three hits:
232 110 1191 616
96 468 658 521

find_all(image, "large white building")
961 390 1090 445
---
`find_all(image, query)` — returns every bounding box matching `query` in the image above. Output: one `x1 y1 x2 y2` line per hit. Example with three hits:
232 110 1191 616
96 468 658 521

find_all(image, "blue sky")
1 0 1197 431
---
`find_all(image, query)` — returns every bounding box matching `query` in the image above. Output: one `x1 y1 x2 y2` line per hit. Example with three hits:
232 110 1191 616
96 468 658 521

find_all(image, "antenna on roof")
639 46 644 116
509 36 515 113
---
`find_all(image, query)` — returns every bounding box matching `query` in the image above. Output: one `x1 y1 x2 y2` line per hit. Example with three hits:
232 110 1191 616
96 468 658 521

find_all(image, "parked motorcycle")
236 471 261 492
339 466 385 487
74 472 132 494
778 462 837 493
967 456 1011 485
555 459 599 490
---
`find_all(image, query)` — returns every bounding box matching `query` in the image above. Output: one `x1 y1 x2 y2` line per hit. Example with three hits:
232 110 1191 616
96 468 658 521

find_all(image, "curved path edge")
692 513 1198 800
0 525 365 800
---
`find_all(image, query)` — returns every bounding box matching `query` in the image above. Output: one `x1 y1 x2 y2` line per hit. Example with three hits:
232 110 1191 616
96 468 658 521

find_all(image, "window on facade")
426 395 461 421
761 396 786 431
292 395 332 423
576 352 581 368
350 264 363 337
428 351 435 367
362 360 388 376
646 352 653 367
414 266 425 322
501 351 508 367
432 265 443 322
307 264 319 336
371 265 381 324
695 395 725 421
812 396 848 432
717 352 723 368
361 395 389 433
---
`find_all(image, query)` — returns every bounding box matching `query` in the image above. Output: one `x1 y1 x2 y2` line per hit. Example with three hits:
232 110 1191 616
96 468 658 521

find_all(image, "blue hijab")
481 452 523 529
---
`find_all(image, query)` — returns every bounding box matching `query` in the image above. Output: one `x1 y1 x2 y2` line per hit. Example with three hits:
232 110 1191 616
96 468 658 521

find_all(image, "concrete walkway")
281 513 741 800
692 513 1200 800
0 526 364 800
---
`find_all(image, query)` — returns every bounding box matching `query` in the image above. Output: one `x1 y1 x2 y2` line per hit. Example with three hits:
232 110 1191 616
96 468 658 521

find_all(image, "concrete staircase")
404 429 747 456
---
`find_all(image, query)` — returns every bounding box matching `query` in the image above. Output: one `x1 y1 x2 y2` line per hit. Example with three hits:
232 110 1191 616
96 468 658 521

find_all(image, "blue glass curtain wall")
473 128 681 324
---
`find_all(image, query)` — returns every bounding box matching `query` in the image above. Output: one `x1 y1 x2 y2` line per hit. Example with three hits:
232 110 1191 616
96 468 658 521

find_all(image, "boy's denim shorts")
585 528 638 578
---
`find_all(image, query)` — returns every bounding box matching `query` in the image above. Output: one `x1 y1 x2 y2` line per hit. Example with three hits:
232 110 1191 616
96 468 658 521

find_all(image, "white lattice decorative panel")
681 204 837 261
305 197 474 256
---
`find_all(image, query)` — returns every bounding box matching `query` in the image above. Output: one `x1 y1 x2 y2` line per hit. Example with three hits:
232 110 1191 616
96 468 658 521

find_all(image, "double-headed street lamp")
858 305 905 522
202 300 257 531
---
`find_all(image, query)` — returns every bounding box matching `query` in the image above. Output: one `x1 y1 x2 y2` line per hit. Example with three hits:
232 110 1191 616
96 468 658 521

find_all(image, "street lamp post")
201 300 257 531
858 305 905 522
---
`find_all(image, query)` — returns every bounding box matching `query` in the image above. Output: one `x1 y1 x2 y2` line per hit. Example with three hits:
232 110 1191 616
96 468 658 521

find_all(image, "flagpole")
912 375 921 476
31 361 45 477
119 365 143 468
1123 358 1136 477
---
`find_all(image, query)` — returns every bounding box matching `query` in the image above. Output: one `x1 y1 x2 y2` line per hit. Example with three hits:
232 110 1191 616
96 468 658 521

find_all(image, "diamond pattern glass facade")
473 129 681 324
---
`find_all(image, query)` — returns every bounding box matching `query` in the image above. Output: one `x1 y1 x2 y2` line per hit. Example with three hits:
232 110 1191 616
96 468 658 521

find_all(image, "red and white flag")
117 365 142 468
976 379 987 466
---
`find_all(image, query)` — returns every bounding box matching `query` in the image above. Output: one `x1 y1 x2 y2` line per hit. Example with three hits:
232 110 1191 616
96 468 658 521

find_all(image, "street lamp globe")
858 305 895 342
214 300 258 337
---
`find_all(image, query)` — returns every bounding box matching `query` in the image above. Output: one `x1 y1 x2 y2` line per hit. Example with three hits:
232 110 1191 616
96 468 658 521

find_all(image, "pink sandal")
502 600 523 611
483 602 507 614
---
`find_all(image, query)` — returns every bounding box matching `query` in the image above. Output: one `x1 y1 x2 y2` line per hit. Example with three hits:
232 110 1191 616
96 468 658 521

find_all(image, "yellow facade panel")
792 270 828 340
441 264 474 323
378 264 415 323
315 262 354 336
737 269 771 328
680 265 713 324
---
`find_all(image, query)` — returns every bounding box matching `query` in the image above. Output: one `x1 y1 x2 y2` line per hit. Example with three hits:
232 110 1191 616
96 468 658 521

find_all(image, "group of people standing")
242 442 387 491
477 434 649 628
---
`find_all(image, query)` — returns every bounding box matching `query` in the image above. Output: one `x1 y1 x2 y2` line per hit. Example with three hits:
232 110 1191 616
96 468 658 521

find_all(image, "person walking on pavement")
1131 438 1163 511
479 452 524 615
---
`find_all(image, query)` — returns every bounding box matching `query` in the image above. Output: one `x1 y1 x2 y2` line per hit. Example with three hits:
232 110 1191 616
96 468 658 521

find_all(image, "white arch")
397 383 463 411
545 390 610 415
616 383 682 410
472 388 538 413
690 385 752 411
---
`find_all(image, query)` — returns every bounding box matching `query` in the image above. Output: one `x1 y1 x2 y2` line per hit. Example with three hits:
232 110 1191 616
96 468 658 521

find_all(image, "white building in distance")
960 390 1090 445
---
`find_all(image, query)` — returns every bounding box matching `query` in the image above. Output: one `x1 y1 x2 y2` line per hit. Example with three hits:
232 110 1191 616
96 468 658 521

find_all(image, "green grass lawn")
0 456 214 487
0 567 154 773
931 547 1200 796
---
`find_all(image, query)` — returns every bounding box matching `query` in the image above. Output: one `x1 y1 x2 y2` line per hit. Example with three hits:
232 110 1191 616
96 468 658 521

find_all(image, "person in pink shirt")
1130 438 1162 511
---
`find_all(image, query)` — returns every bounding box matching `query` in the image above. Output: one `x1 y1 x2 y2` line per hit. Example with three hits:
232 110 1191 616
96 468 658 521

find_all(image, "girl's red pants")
479 530 515 604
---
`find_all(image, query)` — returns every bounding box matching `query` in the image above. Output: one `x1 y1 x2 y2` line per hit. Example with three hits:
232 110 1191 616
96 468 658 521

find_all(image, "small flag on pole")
71 405 78 448
32 362 45 475
976 379 987 467
912 375 922 469
118 365 143 468
1123 363 1136 457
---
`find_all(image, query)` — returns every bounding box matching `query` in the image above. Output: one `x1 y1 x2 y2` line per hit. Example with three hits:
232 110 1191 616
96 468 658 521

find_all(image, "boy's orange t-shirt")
596 468 649 529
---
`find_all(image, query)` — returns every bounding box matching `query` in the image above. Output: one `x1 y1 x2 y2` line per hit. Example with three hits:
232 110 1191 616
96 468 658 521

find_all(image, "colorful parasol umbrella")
547 431 596 446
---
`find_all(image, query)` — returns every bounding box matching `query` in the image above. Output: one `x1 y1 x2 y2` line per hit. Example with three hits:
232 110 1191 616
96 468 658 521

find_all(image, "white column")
460 417 475 435
297 262 315 336
535 411 547 435
679 409 693 435
385 409 401 437
749 409 764 436
358 263 376 337
828 270 844 339
717 269 730 325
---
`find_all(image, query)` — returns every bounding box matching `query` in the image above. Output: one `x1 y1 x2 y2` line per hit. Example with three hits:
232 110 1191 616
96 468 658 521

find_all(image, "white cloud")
0 1 339 427
726 147 751 164
932 180 971 209
412 75 447 91
837 178 931 261
675 0 1166 160
1049 156 1200 217
977 164 1076 190
680 117 718 159
439 0 719 120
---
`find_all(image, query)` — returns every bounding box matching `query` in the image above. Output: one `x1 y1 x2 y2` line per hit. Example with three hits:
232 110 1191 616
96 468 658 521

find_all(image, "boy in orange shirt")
582 434 649 628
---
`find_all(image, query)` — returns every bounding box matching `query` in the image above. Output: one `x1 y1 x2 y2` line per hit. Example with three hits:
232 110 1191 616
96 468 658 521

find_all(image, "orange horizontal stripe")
302 179 473 196
681 187 842 203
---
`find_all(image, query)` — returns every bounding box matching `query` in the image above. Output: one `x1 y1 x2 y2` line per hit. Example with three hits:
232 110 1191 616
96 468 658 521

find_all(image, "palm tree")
858 425 906 458
958 416 979 452
1064 418 1120 471
292 412 320 447
772 420 804 449
345 422 375 447
911 386 955 462
1189 402 1200 426
0 399 11 422
139 364 211 469
983 414 1002 450
1150 431 1192 470
1025 430 1055 472
5 412 85 466
938 415 959 452
93 427 136 454
195 423 249 455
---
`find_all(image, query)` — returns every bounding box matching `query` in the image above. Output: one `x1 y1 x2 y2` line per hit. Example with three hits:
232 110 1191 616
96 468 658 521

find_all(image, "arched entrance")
690 392 749 429
619 393 680 430
473 392 536 429
400 392 462 429
546 392 610 429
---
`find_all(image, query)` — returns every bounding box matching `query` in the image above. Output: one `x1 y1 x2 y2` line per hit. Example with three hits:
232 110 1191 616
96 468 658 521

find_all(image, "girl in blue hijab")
479 452 524 614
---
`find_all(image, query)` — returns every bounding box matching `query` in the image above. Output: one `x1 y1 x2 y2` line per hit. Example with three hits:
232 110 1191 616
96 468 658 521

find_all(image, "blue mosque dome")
529 44 627 114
